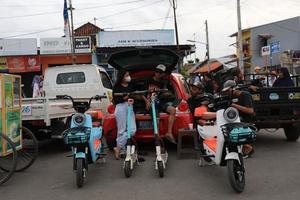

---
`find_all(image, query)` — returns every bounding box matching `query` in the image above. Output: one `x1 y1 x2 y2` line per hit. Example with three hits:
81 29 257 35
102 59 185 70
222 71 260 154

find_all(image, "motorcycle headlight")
73 113 86 126
223 107 239 122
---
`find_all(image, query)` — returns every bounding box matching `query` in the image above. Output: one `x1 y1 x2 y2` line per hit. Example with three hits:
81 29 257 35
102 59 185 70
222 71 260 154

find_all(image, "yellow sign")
0 57 8 70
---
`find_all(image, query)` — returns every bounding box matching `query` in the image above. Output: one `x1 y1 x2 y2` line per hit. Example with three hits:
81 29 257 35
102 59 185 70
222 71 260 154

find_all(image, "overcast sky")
1 0 300 60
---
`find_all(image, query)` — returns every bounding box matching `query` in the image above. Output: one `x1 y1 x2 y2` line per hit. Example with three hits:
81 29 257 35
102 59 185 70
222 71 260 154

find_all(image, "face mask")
124 76 131 83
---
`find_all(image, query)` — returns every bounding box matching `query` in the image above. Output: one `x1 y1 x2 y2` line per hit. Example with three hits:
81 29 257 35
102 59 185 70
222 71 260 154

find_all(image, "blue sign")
271 41 280 54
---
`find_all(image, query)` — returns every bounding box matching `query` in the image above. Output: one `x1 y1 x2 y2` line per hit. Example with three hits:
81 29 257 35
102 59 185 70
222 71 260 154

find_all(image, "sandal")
165 134 177 144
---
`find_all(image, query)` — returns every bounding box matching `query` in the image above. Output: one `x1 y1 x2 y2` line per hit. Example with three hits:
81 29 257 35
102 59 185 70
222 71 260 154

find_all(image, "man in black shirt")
223 80 255 157
187 80 205 115
142 64 177 144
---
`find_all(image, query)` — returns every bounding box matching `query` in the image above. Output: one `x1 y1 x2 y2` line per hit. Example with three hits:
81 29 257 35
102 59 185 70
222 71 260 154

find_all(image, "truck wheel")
284 126 300 141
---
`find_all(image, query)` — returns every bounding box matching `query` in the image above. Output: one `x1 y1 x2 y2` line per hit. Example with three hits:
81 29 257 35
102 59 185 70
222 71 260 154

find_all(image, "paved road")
1 129 300 200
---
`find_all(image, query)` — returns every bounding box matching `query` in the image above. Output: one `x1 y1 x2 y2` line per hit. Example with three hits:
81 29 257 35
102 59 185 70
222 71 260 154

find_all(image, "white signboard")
98 29 175 47
261 46 270 56
40 37 71 55
40 37 91 54
0 38 37 56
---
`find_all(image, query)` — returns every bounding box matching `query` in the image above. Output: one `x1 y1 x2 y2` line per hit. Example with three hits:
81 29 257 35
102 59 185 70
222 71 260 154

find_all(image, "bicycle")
0 132 17 185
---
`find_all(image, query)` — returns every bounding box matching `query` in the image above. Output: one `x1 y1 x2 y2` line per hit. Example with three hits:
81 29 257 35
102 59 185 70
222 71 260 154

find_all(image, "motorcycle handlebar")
114 89 168 96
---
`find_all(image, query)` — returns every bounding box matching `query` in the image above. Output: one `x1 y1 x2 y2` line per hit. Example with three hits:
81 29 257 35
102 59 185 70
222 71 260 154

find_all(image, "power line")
1 0 163 38
0 0 148 20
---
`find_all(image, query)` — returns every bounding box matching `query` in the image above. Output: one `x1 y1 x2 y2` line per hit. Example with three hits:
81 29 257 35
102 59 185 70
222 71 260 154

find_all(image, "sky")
1 0 300 60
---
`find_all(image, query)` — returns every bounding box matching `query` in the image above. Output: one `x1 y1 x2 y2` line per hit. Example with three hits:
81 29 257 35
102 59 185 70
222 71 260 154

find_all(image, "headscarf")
273 67 294 87
31 75 41 89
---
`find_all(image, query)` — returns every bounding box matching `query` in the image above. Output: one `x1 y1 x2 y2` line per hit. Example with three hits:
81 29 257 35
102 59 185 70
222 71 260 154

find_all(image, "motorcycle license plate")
137 121 153 129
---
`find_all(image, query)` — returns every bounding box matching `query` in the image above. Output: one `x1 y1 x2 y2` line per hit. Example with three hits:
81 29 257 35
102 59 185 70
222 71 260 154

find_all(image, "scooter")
194 94 256 193
114 91 144 178
57 95 107 188
149 89 168 178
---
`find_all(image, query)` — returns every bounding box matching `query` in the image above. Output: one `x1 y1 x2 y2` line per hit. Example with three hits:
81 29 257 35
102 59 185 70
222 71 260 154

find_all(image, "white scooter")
195 94 256 193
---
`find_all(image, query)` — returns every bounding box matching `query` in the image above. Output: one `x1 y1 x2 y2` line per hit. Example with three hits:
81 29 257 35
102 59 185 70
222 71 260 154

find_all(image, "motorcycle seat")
203 138 217 153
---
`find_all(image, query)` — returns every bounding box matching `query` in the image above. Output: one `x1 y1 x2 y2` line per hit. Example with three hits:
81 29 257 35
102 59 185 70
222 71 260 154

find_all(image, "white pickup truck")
22 64 113 139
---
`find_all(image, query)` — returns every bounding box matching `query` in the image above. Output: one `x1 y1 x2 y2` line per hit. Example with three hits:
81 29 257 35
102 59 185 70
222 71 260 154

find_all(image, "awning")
193 61 222 74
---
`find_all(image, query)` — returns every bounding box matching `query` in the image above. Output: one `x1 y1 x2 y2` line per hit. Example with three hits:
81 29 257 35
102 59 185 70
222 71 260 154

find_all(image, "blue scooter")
57 95 107 188
149 89 168 178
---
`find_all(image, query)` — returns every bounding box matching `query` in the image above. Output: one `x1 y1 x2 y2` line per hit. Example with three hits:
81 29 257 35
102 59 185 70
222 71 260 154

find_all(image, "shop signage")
261 46 270 56
0 38 37 56
6 56 40 73
74 37 91 53
98 29 175 47
0 57 8 70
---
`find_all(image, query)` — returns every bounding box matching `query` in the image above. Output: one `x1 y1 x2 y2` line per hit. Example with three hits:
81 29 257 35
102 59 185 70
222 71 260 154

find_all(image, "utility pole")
68 0 76 64
237 0 244 72
205 20 211 72
205 20 210 60
171 0 180 72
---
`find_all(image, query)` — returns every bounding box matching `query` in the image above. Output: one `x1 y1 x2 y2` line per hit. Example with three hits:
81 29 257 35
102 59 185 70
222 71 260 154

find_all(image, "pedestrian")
112 70 137 159
31 75 41 98
273 67 294 87
203 73 214 94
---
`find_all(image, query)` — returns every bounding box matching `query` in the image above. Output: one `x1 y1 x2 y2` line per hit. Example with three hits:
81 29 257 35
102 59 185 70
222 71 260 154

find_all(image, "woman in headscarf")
31 75 41 98
272 67 294 87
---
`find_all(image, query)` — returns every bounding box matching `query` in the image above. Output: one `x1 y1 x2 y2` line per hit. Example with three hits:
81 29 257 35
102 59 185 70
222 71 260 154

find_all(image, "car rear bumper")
103 112 192 142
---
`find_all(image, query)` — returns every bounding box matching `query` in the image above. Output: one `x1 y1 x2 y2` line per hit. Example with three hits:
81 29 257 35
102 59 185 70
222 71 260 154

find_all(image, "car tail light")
107 103 115 114
177 100 189 112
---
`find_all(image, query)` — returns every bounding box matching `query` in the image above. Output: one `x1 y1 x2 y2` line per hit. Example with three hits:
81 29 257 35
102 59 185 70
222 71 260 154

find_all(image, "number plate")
137 121 153 129
22 105 32 116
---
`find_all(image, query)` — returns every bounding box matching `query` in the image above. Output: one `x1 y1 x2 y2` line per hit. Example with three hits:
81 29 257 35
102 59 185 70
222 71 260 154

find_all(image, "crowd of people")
103 64 296 160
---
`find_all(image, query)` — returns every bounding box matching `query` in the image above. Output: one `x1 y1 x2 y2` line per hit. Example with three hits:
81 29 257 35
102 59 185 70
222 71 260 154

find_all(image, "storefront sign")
261 46 270 56
74 37 91 53
98 29 175 47
40 37 91 54
0 38 37 56
6 56 40 73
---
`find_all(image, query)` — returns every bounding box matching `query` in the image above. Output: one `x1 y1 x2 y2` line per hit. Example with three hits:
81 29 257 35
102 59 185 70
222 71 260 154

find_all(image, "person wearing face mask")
112 70 136 159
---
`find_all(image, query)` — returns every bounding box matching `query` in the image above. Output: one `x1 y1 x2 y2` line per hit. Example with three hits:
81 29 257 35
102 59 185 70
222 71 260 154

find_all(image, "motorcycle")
57 95 107 188
194 94 256 193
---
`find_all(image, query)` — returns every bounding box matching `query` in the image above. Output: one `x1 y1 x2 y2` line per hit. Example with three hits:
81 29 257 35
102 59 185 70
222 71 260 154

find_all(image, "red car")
103 48 193 145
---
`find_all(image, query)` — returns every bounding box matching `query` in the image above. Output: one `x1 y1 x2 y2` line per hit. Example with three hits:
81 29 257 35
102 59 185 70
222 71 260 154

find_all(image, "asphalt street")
1 129 300 200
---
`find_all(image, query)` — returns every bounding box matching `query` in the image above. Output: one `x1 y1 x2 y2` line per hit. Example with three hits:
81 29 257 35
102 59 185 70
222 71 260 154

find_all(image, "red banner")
7 56 41 73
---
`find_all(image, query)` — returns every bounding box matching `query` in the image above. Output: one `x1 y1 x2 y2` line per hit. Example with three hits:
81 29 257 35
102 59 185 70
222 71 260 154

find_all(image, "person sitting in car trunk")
142 64 177 144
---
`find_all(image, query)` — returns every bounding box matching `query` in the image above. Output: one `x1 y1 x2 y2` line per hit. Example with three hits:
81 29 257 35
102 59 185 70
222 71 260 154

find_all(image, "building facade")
231 16 300 73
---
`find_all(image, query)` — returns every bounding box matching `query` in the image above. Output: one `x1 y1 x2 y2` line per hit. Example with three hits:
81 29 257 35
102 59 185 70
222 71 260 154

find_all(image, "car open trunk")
108 48 179 73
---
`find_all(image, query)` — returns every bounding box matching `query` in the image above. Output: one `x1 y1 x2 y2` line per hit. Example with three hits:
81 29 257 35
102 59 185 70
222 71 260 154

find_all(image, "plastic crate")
63 127 90 145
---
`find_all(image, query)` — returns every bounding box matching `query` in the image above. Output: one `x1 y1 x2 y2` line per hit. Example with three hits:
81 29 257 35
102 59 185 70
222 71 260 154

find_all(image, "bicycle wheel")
15 127 38 172
0 133 17 185
0 127 38 172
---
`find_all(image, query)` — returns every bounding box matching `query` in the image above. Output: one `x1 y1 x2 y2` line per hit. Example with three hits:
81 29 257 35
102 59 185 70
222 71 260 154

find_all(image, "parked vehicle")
195 94 256 193
22 64 113 140
103 48 192 145
213 68 300 141
59 94 107 188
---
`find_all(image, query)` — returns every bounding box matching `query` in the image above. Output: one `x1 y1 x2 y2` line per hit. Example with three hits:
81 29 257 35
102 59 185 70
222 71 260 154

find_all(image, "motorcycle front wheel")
227 159 245 193
76 158 84 188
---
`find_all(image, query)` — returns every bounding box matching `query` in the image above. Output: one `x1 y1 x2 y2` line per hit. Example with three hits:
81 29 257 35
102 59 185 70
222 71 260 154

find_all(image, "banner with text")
98 29 175 47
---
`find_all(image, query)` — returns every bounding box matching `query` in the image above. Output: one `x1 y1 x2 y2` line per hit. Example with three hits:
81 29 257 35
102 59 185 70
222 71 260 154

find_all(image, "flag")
63 0 70 37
